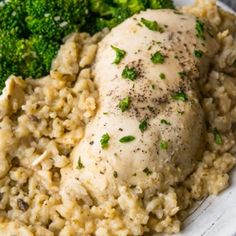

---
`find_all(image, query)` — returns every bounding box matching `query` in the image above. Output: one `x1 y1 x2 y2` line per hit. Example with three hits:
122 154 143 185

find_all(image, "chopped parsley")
100 133 110 149
141 18 164 32
172 91 188 102
111 45 126 64
119 97 131 112
196 19 205 40
122 66 137 81
160 119 171 125
160 140 168 150
178 71 187 79
77 157 84 169
160 73 166 80
151 84 156 90
213 128 223 145
143 167 152 176
151 51 165 64
139 120 148 133
119 135 135 143
103 112 109 115
113 171 118 178
194 50 203 58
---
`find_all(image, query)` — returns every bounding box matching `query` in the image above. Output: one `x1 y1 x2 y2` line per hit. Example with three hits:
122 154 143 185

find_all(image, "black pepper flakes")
143 167 152 176
113 171 118 178
17 199 29 212
130 185 136 189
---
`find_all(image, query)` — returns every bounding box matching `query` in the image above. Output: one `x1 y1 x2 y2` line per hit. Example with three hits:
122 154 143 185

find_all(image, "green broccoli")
0 31 23 91
20 36 60 78
92 7 132 33
148 0 175 9
0 0 27 37
0 31 60 87
0 0 89 93
88 0 115 16
84 0 174 34
25 0 88 40
113 0 147 14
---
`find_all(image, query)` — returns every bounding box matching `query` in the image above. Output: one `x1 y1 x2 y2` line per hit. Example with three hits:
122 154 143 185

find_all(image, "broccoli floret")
0 30 24 90
84 0 174 34
25 0 88 40
88 0 146 16
88 0 115 16
148 0 175 9
84 0 143 34
0 30 59 86
0 0 27 37
0 0 89 93
113 0 148 14
83 0 133 34
93 7 132 32
30 36 60 73
14 36 59 79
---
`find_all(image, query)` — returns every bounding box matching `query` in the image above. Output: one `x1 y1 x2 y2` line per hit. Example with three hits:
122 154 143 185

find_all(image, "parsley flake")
160 140 168 150
151 51 165 64
141 18 164 32
196 19 205 40
139 120 148 133
160 119 171 125
172 91 188 102
194 50 203 58
100 133 110 149
77 157 84 169
143 167 152 176
111 45 126 64
119 97 131 112
119 136 135 143
122 66 137 81
213 128 223 145
160 73 166 80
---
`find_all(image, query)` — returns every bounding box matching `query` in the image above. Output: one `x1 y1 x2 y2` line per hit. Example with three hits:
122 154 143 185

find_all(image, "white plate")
171 1 236 236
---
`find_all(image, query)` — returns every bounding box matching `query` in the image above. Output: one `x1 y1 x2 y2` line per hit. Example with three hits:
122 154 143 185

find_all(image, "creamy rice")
0 1 236 235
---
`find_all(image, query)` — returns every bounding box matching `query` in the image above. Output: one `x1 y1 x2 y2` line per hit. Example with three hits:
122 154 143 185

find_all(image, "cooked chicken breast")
62 9 219 202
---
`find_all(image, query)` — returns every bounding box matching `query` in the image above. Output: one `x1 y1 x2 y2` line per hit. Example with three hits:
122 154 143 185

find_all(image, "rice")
0 1 236 235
